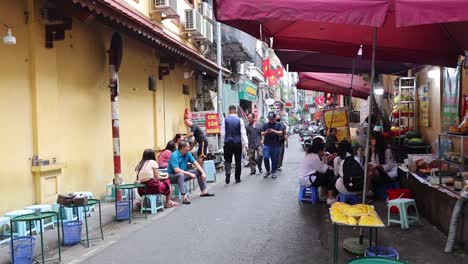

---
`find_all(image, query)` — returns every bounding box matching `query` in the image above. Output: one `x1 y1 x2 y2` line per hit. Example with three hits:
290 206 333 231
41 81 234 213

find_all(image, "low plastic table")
115 183 147 223
60 199 104 247
10 212 61 264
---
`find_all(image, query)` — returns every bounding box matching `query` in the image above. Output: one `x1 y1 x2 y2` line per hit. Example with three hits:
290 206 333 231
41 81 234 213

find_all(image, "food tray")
329 209 385 228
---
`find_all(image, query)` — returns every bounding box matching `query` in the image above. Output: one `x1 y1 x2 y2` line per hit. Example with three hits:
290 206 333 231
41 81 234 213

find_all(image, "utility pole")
216 21 223 149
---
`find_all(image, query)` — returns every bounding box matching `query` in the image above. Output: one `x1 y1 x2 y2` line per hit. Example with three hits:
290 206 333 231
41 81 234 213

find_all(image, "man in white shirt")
221 105 248 184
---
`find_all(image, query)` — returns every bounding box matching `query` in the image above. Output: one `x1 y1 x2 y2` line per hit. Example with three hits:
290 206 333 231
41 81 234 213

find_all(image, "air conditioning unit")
185 9 203 36
204 19 214 43
195 18 207 41
154 0 178 16
198 2 213 20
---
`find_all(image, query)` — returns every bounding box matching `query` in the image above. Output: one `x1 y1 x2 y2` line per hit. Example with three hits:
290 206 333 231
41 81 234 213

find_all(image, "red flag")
268 75 278 86
262 58 270 77
275 66 284 78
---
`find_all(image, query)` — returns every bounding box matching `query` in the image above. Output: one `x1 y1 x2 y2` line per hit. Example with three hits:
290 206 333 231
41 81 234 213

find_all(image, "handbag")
57 193 76 206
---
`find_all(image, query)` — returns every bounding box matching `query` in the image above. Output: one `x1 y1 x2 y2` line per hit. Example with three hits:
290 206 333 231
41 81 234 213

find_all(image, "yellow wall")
0 1 197 215
0 0 35 213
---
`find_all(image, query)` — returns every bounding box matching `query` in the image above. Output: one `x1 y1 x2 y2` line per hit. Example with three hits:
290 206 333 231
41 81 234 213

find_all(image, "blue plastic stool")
375 182 400 200
141 195 164 214
4 210 35 237
338 193 360 205
172 184 183 200
298 185 319 204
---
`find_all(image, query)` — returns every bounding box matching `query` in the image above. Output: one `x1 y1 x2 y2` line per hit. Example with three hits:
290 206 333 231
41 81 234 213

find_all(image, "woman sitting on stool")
298 140 337 205
136 149 178 208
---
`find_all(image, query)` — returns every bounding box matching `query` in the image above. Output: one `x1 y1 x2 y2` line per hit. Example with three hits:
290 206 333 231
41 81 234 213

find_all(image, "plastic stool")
4 210 35 237
298 185 319 204
0 217 10 245
172 184 183 200
387 198 419 229
24 204 55 233
338 194 360 205
141 195 164 214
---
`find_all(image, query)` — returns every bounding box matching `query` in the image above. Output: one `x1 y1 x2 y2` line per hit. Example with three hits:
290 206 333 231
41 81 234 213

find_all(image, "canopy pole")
349 59 355 124
362 28 378 204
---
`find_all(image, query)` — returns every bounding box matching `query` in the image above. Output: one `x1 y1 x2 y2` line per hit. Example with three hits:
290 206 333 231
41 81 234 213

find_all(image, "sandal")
183 198 191 204
165 200 179 208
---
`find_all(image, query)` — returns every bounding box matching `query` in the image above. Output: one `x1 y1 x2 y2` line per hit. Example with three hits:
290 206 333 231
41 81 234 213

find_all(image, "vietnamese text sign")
191 111 217 133
239 79 258 102
323 108 350 142
442 67 460 131
205 113 220 134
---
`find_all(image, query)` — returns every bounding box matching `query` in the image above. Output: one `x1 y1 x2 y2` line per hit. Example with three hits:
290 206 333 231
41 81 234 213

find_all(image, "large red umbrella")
297 73 370 99
214 0 468 67
276 49 416 75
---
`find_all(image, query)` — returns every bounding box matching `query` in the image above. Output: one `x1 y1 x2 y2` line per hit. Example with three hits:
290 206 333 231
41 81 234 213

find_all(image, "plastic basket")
365 247 399 259
9 236 36 264
348 257 408 264
63 220 82 246
116 201 130 221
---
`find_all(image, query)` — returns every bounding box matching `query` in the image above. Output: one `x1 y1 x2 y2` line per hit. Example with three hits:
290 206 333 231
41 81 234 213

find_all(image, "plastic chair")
52 203 76 223
4 210 35 237
104 184 129 202
387 198 419 229
338 193 360 205
298 185 319 204
141 195 164 214
23 204 55 233
0 217 10 245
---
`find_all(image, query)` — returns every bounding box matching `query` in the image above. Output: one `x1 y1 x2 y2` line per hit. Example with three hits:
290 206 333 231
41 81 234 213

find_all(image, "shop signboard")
205 113 220 134
323 107 350 142
442 67 460 131
191 111 218 134
239 80 258 102
284 102 293 108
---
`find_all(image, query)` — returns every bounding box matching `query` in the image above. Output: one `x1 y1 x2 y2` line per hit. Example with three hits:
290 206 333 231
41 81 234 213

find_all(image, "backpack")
342 156 364 192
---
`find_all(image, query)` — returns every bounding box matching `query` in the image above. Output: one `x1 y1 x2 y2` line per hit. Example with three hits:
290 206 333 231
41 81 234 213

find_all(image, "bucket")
365 247 399 259
9 236 36 264
387 189 412 214
63 220 82 246
116 201 130 220
348 257 408 264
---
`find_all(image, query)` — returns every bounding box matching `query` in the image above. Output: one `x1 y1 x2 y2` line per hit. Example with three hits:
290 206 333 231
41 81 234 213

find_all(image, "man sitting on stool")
168 141 215 204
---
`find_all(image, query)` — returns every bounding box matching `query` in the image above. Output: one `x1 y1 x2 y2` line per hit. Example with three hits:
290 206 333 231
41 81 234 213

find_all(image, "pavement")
1 135 467 263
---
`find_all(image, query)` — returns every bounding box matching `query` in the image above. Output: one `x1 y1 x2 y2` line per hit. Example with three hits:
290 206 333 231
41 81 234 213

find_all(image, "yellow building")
0 0 226 215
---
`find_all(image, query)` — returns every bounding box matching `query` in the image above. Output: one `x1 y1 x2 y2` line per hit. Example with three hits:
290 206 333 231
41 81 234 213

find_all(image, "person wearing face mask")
275 114 288 171
261 112 284 179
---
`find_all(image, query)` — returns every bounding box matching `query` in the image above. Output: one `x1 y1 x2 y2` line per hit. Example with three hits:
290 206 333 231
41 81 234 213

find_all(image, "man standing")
184 118 208 165
246 113 263 175
275 114 288 171
168 141 215 204
221 105 248 184
262 112 284 179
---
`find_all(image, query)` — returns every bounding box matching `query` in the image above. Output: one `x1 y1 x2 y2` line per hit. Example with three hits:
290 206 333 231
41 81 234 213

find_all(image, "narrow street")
85 135 328 264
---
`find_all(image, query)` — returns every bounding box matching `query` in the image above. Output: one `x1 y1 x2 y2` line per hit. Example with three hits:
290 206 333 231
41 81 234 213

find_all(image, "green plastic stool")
172 184 183 200
141 195 164 214
387 198 419 229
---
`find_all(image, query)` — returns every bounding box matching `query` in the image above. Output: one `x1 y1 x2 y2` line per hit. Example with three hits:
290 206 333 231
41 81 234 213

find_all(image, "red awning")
395 0 468 27
214 0 468 67
70 0 229 76
297 73 370 99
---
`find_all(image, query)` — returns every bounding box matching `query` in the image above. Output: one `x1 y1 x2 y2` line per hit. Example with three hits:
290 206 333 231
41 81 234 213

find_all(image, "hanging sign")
419 83 430 127
323 107 350 142
205 113 220 134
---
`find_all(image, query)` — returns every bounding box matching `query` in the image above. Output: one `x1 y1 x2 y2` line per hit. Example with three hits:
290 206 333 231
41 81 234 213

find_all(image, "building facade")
0 0 226 214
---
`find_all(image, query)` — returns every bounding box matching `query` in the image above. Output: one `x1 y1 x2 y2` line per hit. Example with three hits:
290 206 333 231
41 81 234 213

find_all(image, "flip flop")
200 193 215 197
